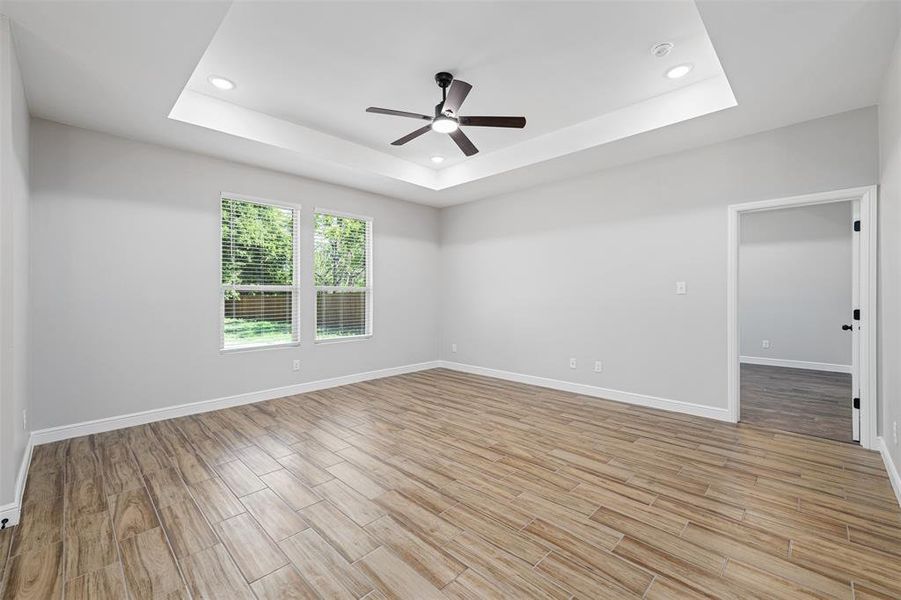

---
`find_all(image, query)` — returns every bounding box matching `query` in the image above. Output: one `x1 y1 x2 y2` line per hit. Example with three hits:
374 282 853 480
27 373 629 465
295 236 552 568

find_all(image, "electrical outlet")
762 340 771 349
22 409 27 431
594 361 603 373
675 281 687 295
569 358 577 369
893 421 898 446
451 344 457 353
292 359 300 372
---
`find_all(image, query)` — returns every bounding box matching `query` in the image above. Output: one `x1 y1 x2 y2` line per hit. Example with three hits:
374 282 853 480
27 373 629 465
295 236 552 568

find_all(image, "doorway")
727 187 877 449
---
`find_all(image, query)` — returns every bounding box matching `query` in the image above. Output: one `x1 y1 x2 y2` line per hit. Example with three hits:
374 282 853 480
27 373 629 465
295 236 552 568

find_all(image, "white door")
850 199 861 443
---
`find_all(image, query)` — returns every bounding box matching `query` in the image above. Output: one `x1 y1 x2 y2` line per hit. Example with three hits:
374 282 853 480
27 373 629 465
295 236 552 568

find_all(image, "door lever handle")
842 324 853 331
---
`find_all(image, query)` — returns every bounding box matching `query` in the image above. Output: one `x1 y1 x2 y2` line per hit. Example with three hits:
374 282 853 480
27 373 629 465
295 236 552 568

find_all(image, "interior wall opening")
737 200 858 443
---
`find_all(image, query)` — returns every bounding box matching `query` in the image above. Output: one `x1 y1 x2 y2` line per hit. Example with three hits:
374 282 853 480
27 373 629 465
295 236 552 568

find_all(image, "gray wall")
0 16 29 510
878 25 901 472
18 76 896 475
739 202 852 367
439 108 877 411
29 119 440 430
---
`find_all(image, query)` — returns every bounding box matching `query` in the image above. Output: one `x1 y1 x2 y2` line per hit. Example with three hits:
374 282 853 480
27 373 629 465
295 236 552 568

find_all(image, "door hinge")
853 397 860 409
853 220 861 232
853 309 860 321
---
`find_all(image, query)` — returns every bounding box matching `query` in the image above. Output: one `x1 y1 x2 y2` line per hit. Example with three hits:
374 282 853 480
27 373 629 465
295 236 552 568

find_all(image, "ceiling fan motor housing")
435 71 454 89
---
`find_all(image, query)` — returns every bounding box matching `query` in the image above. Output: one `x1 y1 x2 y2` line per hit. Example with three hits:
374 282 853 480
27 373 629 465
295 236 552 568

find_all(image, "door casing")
726 186 878 449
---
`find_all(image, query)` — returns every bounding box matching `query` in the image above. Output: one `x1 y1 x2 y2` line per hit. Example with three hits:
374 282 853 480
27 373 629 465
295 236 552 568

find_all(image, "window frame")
219 192 301 353
313 208 373 343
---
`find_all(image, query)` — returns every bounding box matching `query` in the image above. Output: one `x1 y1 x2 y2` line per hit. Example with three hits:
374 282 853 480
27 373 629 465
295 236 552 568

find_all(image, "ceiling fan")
366 72 526 157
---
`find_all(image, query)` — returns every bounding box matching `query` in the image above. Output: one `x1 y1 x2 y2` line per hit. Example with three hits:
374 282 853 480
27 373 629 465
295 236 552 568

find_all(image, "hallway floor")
741 364 853 443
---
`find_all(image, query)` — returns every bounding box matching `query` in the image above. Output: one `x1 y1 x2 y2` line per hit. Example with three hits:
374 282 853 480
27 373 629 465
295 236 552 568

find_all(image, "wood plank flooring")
1 368 899 599
741 364 853 443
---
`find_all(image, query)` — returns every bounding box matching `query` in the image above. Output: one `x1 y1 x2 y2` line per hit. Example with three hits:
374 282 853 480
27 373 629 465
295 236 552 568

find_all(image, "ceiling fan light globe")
431 117 459 133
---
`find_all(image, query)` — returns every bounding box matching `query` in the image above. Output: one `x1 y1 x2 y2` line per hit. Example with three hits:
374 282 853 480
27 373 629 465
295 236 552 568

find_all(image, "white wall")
739 202 852 368
439 108 877 412
0 15 29 512
878 25 901 476
29 119 439 430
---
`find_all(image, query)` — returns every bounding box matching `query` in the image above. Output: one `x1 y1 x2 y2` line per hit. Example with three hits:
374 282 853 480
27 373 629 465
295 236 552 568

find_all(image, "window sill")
220 341 300 354
314 334 372 345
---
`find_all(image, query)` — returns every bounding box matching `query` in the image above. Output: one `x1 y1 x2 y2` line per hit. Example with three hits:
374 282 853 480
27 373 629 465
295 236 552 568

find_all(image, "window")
314 211 372 340
221 195 299 350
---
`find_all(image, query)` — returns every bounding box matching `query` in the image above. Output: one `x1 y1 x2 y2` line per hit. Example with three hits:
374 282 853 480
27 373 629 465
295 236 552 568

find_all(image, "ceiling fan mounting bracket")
434 72 454 89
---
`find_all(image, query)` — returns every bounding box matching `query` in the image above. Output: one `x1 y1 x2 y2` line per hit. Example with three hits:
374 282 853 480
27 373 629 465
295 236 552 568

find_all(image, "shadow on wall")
440 108 877 245
31 119 438 243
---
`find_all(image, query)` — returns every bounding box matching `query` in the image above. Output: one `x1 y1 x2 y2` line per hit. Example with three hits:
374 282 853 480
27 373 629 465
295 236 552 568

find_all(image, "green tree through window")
313 213 368 288
222 200 294 288
314 213 371 339
221 197 297 348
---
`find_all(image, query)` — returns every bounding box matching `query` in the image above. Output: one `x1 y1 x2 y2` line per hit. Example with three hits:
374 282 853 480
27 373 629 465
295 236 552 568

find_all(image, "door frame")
726 186 878 449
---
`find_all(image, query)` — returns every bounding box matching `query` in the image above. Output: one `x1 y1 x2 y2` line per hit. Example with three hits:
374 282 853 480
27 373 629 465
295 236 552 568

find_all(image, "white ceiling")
170 1 735 193
2 1 899 206
185 1 726 168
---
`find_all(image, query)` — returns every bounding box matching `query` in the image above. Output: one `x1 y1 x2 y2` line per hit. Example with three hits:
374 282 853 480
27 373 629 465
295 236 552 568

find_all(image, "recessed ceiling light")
430 155 445 164
665 64 693 79
208 76 235 90
651 42 673 58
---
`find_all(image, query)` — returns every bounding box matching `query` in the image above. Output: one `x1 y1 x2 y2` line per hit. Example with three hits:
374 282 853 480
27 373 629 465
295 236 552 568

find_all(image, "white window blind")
221 196 299 349
314 211 372 340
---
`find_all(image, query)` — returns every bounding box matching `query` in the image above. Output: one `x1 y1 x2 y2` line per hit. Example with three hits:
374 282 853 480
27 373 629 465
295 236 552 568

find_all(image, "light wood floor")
741 364 853 443
1 369 899 599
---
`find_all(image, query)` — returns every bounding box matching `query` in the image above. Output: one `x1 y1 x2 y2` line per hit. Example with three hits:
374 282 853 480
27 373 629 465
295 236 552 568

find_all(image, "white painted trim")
30 361 441 446
727 186 879 450
222 192 300 214
313 207 373 223
726 186 875 214
0 435 34 527
861 186 879 451
878 437 901 509
739 356 852 374
438 361 731 422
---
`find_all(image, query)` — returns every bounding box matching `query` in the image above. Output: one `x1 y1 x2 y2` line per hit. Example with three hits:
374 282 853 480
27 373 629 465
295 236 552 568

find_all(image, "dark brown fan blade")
391 125 432 146
449 128 478 156
459 116 526 128
442 80 472 115
367 107 432 121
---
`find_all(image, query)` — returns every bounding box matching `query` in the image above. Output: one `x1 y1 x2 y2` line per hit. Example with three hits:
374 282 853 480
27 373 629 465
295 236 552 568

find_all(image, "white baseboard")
437 360 732 422
9 357 738 525
0 435 34 528
1 360 441 526
31 360 441 446
739 356 852 374
879 436 901 509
